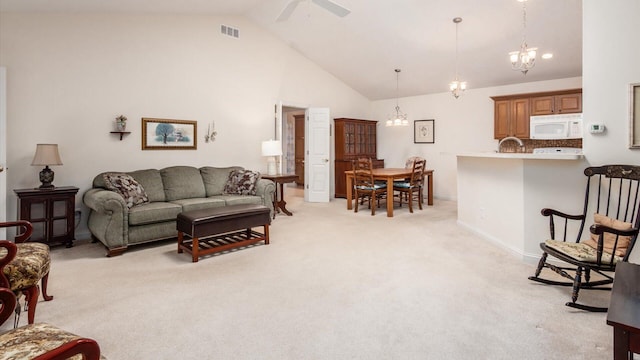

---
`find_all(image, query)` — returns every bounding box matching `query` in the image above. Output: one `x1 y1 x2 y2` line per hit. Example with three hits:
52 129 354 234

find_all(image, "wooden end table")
607 262 640 360
261 174 299 219
14 186 79 247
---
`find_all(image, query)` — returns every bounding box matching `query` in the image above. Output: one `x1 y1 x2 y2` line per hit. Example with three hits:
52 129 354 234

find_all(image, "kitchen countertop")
457 151 584 160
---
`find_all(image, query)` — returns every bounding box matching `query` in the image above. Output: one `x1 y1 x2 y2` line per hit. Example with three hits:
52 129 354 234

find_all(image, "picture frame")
142 118 197 150
630 83 640 149
414 119 435 144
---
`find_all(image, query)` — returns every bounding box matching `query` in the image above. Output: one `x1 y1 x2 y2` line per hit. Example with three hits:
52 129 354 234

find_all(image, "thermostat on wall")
589 123 605 134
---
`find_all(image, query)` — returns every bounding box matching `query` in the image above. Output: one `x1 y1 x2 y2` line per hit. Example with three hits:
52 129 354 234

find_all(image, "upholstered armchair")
0 220 53 325
0 286 102 360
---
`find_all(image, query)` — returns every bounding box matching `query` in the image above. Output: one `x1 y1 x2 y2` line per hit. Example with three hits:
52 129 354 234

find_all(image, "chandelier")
386 69 409 127
449 17 467 99
509 0 537 75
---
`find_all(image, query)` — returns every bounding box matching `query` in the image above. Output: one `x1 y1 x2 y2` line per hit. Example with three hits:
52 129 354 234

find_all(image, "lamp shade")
31 144 63 166
261 140 282 157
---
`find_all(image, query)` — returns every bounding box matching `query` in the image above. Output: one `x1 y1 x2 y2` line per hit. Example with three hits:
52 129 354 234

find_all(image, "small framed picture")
630 83 640 149
142 118 197 150
414 120 434 144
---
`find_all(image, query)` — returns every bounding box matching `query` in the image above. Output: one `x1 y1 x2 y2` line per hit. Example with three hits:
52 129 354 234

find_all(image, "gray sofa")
83 166 275 256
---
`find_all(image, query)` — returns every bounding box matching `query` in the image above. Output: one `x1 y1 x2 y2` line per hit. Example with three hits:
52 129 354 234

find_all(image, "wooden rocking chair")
528 165 640 312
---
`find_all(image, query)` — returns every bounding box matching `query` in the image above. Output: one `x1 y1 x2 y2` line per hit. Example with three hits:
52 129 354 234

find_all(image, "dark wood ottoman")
176 204 271 262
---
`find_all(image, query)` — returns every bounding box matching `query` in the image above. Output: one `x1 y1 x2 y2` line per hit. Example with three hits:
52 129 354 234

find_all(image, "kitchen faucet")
498 136 525 153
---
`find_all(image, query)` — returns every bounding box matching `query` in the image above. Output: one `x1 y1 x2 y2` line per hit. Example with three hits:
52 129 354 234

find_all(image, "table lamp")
261 140 282 175
31 144 63 189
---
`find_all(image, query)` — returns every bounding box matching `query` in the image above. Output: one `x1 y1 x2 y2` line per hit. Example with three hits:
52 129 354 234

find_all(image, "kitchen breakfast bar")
456 151 586 262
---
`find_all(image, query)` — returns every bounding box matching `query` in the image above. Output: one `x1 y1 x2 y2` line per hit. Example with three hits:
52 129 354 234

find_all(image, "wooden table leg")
346 173 353 210
612 327 631 360
177 231 184 253
427 173 433 206
192 237 199 263
386 176 394 217
275 182 293 216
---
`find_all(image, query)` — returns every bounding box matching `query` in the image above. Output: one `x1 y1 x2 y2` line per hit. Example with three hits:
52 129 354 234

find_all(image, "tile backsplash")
499 139 582 153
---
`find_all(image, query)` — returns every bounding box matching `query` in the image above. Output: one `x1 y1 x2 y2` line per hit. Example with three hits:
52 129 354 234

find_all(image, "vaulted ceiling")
0 0 582 100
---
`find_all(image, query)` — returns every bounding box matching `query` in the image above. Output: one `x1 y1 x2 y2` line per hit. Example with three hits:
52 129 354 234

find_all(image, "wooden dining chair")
0 286 102 359
394 159 426 213
352 158 386 215
0 220 53 326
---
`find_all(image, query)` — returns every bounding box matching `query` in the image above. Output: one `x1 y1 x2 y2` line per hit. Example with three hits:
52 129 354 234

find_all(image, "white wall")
0 13 371 238
583 0 640 263
372 77 582 201
582 0 640 165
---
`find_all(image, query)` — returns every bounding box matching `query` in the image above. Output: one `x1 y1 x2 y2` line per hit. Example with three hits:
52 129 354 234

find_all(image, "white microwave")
530 113 583 140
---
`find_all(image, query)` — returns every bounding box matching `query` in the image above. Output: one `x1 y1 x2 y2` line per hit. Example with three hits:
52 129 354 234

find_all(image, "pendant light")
449 17 467 99
386 69 409 127
509 0 537 74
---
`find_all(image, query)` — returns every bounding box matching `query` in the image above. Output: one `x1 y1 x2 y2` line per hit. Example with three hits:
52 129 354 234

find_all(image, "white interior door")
305 107 330 202
0 67 7 237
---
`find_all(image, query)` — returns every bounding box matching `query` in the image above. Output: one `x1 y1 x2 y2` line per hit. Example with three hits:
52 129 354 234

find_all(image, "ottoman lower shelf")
177 229 268 261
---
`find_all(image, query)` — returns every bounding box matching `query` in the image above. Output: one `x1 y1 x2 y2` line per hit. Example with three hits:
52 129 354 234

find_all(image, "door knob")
324 159 329 163
0 166 4 173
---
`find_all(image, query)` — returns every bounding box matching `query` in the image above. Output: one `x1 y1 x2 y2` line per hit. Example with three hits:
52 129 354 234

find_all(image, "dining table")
345 167 434 217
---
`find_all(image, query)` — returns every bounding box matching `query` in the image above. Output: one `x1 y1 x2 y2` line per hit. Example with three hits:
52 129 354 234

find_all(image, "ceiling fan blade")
276 0 301 22
311 0 351 17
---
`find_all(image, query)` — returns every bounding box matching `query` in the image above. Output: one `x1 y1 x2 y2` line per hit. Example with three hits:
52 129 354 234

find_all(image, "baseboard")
456 220 542 265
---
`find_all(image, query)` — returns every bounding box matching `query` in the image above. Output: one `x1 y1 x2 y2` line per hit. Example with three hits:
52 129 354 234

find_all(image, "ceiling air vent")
220 25 239 38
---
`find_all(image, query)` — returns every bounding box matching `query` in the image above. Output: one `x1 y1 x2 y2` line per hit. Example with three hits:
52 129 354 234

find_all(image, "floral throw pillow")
103 173 149 208
223 170 260 195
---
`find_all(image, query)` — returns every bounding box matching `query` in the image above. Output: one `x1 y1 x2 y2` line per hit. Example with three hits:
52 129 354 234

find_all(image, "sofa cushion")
200 166 243 196
214 194 263 207
223 169 260 195
161 166 206 201
170 198 226 212
103 173 149 208
128 202 182 226
128 169 166 203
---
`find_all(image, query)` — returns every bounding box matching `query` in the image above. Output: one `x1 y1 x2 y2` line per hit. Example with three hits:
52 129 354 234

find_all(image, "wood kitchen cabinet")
14 186 78 247
530 91 582 115
493 98 530 139
492 88 582 139
334 118 383 198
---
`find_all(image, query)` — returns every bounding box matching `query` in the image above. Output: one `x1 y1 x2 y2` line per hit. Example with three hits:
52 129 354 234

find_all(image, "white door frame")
0 67 7 238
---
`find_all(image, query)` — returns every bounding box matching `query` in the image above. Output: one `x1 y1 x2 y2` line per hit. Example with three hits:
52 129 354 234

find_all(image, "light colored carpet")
1 188 614 359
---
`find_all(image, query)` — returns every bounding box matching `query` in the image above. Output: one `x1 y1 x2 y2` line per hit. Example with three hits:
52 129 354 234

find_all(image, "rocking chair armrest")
541 208 585 221
35 337 102 360
590 223 639 237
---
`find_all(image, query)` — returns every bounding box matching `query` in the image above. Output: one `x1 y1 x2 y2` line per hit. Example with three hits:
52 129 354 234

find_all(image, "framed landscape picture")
414 119 434 144
142 118 197 150
630 83 640 149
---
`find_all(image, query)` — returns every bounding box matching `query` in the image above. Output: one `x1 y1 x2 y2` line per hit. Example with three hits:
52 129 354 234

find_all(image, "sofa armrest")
83 189 129 252
256 179 276 216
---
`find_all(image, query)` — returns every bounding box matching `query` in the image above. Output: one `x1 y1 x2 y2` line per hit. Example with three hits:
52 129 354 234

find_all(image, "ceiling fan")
276 0 351 22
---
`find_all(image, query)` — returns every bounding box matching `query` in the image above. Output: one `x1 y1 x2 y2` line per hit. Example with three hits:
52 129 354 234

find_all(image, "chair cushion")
128 202 182 226
544 239 623 265
393 181 412 189
0 323 85 360
356 183 385 190
223 169 260 195
582 213 632 257
103 173 149 209
2 243 50 292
